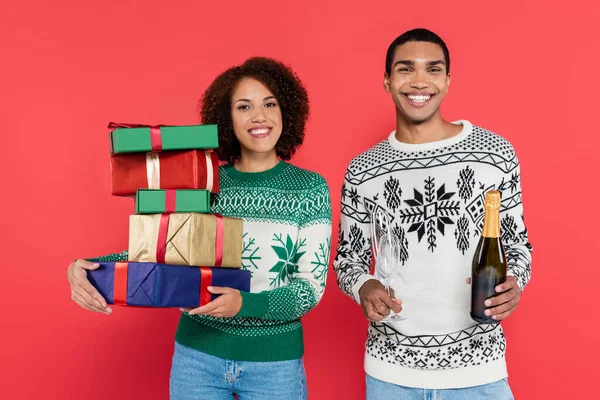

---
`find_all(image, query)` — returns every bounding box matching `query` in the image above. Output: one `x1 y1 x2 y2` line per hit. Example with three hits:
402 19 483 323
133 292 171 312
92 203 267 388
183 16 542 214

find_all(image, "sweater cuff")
236 291 270 318
351 274 378 305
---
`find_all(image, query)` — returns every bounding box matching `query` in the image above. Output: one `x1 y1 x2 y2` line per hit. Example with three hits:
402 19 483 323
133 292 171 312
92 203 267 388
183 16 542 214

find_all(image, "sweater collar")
388 120 472 152
222 160 290 182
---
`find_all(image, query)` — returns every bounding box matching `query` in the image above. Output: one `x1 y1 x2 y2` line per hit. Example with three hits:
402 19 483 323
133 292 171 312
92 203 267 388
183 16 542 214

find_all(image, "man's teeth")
250 128 269 135
407 95 431 103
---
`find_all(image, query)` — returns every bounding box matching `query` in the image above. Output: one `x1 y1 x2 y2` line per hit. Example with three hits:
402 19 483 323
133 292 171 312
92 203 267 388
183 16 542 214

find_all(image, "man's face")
384 41 450 123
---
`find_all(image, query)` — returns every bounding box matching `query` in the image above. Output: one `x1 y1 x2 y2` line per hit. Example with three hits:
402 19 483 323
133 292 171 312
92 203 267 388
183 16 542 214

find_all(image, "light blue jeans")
367 374 514 400
170 342 307 400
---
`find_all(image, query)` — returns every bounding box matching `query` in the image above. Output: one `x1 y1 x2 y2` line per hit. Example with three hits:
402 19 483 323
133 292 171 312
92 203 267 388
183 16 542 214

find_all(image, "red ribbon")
114 262 129 305
154 213 223 266
214 214 223 267
156 191 176 261
108 122 158 129
108 122 163 151
165 190 176 213
156 214 170 263
199 267 213 306
150 126 163 151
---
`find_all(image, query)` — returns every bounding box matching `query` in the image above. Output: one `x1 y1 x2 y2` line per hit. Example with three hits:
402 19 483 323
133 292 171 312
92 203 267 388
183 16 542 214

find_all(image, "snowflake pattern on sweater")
90 161 332 362
333 120 532 388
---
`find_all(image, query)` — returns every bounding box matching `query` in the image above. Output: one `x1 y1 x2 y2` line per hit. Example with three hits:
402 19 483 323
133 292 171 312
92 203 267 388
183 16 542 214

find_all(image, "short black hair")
199 57 309 164
385 28 450 75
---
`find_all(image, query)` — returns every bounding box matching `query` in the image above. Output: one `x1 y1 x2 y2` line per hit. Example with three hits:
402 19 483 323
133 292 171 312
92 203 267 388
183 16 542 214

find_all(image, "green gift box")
108 122 219 154
135 189 211 214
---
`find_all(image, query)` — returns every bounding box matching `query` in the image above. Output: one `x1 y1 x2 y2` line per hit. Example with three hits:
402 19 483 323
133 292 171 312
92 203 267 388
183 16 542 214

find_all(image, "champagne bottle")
470 190 507 324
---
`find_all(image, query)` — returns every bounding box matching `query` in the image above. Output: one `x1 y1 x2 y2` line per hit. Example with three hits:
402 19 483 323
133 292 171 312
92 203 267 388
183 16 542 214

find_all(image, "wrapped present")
88 262 251 307
110 150 220 196
108 122 218 154
135 189 211 214
128 213 243 268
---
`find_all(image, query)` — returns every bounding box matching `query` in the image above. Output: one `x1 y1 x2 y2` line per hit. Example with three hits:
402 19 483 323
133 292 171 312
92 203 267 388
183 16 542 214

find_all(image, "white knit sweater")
333 120 532 389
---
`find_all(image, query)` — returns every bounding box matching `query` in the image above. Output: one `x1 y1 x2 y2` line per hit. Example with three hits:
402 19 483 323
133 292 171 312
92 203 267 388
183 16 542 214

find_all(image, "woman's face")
230 77 282 159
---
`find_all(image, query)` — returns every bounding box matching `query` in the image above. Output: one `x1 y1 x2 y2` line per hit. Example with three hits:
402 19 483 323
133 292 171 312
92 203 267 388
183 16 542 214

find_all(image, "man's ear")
383 72 391 93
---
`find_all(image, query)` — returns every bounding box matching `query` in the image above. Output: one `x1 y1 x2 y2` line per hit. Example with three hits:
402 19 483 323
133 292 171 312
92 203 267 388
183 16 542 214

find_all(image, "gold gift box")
128 213 242 268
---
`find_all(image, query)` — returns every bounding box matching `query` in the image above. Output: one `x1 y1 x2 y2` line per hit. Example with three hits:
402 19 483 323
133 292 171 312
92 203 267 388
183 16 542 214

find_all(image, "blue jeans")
170 342 307 400
366 374 514 400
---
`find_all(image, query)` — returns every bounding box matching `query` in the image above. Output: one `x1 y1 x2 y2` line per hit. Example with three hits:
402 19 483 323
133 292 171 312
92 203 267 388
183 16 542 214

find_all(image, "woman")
67 57 332 400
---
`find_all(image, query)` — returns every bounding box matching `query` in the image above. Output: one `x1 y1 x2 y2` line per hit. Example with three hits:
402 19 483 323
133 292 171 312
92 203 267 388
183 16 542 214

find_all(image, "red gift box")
110 150 220 196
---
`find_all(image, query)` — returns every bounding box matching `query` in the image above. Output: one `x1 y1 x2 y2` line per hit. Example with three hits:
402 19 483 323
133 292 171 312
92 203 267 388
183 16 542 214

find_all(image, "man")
333 28 532 399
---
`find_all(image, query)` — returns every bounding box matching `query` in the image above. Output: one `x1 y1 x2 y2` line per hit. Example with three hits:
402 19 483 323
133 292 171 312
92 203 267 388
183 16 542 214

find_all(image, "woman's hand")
181 287 242 318
67 259 111 315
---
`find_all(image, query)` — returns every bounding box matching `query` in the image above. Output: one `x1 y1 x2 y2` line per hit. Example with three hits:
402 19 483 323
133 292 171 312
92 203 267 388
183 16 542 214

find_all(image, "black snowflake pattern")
334 228 373 296
367 331 506 370
448 343 464 357
390 223 409 265
501 215 518 243
399 177 460 252
506 248 528 271
404 348 421 359
457 166 475 202
383 176 402 211
366 325 506 371
503 213 532 290
517 219 529 243
347 186 361 208
335 227 351 260
454 215 470 255
469 338 484 351
498 172 520 195
425 349 442 361
382 339 398 354
366 334 376 349
349 223 366 254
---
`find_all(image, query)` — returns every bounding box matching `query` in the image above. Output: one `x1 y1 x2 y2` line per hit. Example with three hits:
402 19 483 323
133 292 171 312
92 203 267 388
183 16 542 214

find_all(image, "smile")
248 127 272 138
403 93 435 107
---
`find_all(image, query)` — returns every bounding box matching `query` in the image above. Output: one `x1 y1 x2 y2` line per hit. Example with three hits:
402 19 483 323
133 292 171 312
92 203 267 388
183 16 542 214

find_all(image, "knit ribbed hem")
175 314 304 362
365 353 508 389
222 161 290 182
237 291 269 318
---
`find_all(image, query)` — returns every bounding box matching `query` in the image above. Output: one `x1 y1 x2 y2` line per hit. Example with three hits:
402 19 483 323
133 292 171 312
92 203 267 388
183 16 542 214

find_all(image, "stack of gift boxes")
88 122 251 308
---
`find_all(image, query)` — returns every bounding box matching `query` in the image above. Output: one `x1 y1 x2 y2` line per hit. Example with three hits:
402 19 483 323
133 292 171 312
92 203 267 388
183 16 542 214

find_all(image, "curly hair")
199 57 310 164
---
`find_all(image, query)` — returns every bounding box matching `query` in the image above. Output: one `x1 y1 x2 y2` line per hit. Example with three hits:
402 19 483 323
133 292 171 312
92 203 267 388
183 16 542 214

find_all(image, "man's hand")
358 279 402 322
466 276 521 321
181 287 242 318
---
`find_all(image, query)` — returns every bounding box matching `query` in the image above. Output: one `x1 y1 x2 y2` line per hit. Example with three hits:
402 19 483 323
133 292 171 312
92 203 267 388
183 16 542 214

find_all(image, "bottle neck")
482 207 500 238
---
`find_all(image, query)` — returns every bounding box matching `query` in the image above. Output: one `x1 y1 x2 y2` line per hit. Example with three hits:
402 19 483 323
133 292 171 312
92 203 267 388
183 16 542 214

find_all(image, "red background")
1 1 597 398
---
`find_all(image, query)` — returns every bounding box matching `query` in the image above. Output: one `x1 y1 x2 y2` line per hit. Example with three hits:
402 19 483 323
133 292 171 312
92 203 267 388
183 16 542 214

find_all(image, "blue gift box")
88 262 251 308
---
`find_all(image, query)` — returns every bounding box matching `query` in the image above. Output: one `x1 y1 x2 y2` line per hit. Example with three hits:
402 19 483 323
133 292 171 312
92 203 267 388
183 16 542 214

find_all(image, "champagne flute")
378 233 405 323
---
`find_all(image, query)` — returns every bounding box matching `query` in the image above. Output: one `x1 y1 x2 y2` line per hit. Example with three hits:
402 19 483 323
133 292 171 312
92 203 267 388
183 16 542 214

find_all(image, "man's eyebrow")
393 60 446 67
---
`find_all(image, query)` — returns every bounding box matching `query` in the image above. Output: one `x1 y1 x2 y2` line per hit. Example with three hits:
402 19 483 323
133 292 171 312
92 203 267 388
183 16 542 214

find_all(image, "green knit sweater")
90 161 332 361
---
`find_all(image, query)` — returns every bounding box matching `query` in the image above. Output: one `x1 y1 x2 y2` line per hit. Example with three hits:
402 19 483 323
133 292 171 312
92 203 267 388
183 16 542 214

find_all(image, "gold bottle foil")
481 190 501 238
